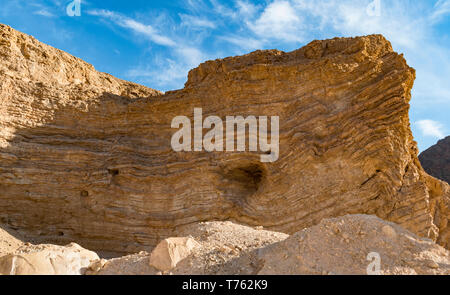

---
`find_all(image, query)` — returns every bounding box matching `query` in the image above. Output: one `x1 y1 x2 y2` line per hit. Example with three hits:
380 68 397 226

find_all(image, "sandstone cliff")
419 136 450 184
0 24 449 254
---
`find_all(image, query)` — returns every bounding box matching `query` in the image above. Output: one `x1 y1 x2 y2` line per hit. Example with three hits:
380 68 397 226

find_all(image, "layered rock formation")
0 24 449 255
419 136 450 184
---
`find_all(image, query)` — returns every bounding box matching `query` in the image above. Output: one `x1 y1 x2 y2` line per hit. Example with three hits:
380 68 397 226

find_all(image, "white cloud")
416 120 445 139
290 0 431 49
88 9 176 47
248 1 303 43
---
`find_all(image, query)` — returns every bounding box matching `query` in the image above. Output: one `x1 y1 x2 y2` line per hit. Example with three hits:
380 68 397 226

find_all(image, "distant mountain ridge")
419 136 450 184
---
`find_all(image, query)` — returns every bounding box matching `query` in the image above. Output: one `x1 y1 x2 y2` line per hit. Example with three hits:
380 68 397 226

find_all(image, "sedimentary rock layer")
0 24 448 253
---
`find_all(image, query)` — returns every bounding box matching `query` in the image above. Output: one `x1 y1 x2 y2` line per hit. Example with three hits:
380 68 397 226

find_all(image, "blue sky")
0 0 449 152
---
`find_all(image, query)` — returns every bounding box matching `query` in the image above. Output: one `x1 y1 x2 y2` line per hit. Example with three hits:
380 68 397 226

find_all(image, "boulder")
0 242 99 275
149 237 200 272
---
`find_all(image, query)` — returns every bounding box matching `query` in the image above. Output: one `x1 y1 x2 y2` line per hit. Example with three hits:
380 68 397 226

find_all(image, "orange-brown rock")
0 23 448 254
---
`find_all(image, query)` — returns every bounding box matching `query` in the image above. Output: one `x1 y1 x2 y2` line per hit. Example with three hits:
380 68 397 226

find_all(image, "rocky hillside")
419 136 450 184
0 23 449 258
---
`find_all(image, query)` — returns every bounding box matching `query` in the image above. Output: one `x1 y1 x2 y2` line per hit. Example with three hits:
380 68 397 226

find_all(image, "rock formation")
419 136 450 184
0 23 449 255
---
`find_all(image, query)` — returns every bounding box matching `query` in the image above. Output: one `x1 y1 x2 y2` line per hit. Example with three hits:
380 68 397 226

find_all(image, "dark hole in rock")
58 231 64 236
221 163 266 200
108 168 119 176
80 190 89 197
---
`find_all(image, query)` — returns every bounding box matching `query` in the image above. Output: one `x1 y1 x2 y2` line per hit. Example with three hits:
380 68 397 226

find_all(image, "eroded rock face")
419 136 450 184
0 24 449 253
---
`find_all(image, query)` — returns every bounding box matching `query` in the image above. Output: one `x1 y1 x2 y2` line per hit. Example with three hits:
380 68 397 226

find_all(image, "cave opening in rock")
108 168 120 176
222 163 266 197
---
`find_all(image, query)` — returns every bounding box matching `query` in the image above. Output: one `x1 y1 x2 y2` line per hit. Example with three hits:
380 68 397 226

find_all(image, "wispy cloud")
88 9 176 47
211 0 239 19
184 0 210 13
235 0 259 18
179 14 216 29
88 8 211 90
416 120 446 139
431 0 450 22
34 9 55 17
